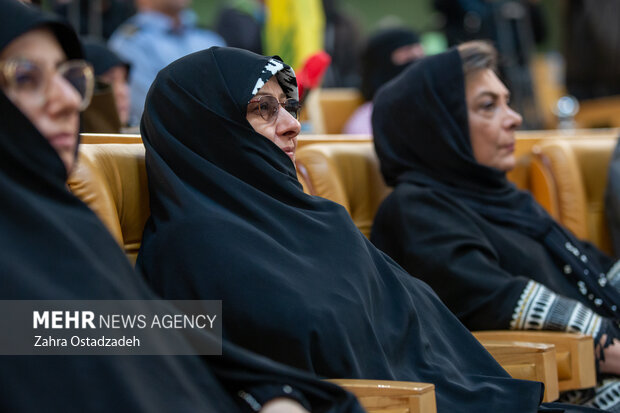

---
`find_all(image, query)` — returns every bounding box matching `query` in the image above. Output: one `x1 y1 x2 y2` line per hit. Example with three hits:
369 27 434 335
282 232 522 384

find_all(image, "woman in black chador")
0 2 365 412
371 40 620 410
137 44 603 412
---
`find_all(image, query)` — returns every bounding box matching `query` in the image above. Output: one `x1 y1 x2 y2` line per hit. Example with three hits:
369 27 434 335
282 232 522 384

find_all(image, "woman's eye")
14 69 40 91
480 101 496 111
247 103 260 114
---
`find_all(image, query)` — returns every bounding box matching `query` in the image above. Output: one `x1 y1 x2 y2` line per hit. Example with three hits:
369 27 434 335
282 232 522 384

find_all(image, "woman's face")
0 28 81 173
465 68 522 172
246 76 301 163
100 65 130 126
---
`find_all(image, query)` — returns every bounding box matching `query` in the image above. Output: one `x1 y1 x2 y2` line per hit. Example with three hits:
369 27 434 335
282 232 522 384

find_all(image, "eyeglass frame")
247 94 302 123
0 57 95 111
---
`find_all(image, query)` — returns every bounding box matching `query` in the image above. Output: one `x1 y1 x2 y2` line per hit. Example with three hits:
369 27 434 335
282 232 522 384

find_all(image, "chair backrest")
80 133 142 144
530 137 617 255
575 95 620 129
294 138 548 238
295 134 618 239
296 142 391 238
305 88 364 134
67 143 149 263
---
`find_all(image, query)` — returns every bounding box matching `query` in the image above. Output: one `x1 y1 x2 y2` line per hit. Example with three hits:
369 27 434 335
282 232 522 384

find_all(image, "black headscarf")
82 38 130 76
0 3 363 412
137 46 571 412
360 27 420 101
372 49 620 323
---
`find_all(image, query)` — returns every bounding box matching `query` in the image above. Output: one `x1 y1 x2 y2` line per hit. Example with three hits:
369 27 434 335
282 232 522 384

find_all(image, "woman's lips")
502 143 515 152
283 147 295 158
47 132 76 149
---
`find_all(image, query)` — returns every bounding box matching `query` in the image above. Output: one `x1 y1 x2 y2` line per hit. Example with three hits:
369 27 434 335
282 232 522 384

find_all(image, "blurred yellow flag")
264 0 325 70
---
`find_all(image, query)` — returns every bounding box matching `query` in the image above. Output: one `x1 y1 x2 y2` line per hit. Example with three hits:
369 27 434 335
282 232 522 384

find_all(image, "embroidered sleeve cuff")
511 280 602 337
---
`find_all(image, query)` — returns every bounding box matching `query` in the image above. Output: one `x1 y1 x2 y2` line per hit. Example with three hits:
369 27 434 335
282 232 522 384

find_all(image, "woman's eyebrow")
254 91 287 100
475 90 510 101
476 91 498 100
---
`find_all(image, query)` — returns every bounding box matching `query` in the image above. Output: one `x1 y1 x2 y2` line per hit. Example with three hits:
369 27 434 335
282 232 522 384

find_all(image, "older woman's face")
246 76 301 163
0 29 81 173
465 68 522 172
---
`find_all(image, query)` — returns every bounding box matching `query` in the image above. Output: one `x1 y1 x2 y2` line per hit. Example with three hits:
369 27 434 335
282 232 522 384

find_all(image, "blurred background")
39 0 620 133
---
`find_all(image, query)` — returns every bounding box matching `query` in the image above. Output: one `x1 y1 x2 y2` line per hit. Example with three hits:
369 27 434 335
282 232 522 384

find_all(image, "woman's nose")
504 105 523 129
276 106 301 139
47 74 81 114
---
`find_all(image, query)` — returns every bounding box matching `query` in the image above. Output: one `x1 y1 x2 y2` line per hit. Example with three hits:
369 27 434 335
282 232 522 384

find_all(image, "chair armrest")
326 379 436 413
476 339 558 402
473 331 596 391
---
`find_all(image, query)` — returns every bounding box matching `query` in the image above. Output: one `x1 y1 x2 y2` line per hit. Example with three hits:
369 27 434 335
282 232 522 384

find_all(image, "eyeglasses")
0 58 94 111
248 95 301 122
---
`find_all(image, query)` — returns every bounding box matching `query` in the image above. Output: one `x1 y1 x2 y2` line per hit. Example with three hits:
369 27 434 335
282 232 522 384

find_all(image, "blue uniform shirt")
109 10 225 125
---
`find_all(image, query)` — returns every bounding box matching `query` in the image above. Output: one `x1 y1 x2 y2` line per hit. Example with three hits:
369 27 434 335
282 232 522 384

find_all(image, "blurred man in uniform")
109 0 225 125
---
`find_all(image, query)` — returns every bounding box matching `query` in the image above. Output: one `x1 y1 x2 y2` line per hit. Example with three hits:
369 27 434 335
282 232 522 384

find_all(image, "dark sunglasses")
248 95 301 122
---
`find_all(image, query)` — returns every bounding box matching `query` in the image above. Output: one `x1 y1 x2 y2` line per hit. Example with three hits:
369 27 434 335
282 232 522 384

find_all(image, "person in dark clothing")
50 0 135 39
0 2 365 412
371 40 620 411
136 44 603 413
564 0 620 101
321 0 364 88
215 0 265 55
343 26 424 134
82 38 131 131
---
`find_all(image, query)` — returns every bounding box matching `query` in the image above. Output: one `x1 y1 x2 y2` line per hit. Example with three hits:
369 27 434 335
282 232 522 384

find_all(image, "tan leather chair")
304 88 364 134
296 141 595 394
575 95 620 129
294 139 539 238
530 137 618 255
296 142 390 238
508 128 620 191
67 143 149 264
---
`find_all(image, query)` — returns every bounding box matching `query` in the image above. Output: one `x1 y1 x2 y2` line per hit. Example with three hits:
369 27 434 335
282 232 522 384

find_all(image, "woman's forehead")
255 77 286 99
465 69 508 100
1 28 64 63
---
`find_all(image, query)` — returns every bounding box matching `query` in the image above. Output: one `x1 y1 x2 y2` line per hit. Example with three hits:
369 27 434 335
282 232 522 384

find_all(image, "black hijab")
0 3 363 412
137 46 569 412
360 27 420 101
372 49 620 321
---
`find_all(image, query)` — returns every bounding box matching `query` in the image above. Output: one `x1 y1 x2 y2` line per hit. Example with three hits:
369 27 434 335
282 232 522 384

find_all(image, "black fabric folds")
371 49 619 331
133 46 595 412
0 3 363 412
